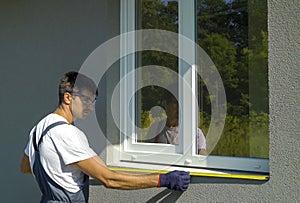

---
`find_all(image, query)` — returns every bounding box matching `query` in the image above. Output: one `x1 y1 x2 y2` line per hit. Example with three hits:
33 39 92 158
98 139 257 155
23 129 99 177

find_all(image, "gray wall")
0 0 119 202
0 0 299 202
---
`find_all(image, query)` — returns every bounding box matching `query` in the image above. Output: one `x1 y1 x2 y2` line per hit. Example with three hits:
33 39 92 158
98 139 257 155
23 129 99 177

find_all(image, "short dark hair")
58 71 98 104
161 83 178 104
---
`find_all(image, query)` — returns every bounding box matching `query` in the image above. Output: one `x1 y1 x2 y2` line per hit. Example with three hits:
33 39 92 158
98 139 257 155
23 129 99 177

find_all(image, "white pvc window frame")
106 0 269 175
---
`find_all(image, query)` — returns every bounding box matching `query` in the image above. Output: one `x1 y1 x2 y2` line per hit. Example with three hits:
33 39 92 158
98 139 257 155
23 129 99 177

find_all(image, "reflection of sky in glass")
161 0 233 4
160 0 178 5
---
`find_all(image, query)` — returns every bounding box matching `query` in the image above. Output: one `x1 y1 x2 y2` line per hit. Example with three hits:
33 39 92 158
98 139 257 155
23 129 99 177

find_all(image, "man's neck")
53 106 73 124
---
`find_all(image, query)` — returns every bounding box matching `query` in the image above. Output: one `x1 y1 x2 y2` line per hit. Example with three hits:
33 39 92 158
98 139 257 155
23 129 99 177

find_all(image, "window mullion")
120 0 136 151
179 0 197 156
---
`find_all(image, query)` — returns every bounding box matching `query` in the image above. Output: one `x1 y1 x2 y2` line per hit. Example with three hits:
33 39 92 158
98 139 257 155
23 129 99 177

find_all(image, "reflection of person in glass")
146 90 207 155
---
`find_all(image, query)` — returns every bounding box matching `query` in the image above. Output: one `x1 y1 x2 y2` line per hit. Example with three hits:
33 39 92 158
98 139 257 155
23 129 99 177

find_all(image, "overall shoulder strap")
33 121 68 152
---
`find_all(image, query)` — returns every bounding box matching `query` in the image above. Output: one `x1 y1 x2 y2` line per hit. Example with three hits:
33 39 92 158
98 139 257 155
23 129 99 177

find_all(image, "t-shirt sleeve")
197 128 206 149
24 127 36 156
24 142 30 156
51 126 97 165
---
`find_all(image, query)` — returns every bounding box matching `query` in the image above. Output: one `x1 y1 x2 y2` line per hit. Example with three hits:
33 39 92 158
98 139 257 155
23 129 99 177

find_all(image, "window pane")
135 0 180 145
197 0 268 158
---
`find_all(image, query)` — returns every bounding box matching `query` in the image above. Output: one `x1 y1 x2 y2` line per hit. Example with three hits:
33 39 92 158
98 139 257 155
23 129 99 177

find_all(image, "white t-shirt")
146 119 207 150
24 113 97 193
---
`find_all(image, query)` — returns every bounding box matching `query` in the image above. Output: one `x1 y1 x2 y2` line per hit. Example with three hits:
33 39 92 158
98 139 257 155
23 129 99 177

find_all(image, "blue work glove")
158 170 190 191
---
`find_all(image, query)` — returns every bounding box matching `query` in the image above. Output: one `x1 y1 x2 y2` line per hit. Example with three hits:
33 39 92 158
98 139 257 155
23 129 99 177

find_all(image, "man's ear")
63 92 72 105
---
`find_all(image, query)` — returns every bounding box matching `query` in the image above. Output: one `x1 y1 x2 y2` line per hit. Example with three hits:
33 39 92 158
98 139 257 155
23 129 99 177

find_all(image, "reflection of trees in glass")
137 0 178 32
136 0 179 131
138 52 178 112
197 0 268 158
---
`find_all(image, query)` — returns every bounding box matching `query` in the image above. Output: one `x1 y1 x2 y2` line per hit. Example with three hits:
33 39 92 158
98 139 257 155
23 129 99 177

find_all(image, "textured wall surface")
0 0 299 202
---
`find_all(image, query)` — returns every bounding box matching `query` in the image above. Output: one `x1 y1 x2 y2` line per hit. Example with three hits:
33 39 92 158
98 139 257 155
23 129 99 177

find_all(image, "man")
20 71 190 203
146 89 207 155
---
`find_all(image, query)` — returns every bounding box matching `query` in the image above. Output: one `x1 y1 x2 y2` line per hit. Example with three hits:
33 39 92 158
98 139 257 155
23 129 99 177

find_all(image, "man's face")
71 89 96 120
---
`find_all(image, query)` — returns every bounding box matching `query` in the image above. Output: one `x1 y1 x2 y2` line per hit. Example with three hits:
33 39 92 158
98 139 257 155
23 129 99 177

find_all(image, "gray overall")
32 121 89 203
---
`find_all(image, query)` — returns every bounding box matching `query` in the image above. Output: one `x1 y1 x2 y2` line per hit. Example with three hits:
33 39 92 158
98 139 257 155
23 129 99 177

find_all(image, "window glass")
133 0 268 159
135 0 180 144
197 0 268 158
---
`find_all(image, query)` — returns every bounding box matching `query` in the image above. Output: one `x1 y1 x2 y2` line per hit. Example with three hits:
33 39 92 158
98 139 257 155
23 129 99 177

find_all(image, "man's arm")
198 148 208 155
76 156 190 190
20 154 32 174
76 156 158 190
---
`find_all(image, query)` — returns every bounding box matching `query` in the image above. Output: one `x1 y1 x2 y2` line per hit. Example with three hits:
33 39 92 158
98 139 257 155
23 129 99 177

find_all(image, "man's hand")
159 170 190 191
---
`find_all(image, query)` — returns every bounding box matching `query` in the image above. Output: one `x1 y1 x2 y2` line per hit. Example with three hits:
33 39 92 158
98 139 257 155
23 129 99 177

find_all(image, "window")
107 0 269 178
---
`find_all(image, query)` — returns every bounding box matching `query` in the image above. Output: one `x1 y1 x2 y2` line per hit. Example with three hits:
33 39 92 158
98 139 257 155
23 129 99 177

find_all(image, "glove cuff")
157 174 161 187
158 174 168 188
